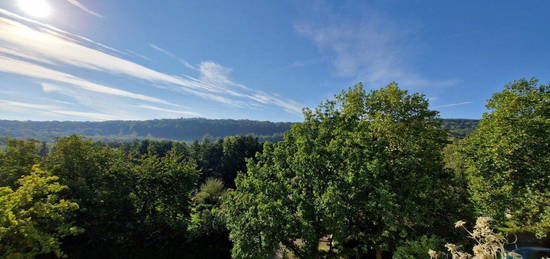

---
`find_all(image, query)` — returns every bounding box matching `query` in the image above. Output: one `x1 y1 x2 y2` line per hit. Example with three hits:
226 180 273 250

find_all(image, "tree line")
0 78 547 258
0 117 477 142
0 118 293 142
0 135 262 258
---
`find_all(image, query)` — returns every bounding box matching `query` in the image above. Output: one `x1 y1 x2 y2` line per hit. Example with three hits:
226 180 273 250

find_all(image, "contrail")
65 0 103 18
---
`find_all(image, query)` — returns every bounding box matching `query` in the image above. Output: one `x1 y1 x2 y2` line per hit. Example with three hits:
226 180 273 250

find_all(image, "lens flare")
17 0 52 18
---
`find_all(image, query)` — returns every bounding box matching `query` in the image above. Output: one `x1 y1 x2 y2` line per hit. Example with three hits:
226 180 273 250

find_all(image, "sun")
17 0 52 18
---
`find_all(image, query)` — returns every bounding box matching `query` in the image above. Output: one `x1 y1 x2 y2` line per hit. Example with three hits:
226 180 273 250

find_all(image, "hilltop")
0 118 478 141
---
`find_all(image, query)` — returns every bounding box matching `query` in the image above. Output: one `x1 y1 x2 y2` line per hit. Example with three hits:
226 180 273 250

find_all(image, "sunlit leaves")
461 78 550 237
0 166 80 258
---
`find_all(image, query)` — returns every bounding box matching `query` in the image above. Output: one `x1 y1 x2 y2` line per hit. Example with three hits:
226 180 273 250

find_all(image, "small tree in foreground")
0 166 80 258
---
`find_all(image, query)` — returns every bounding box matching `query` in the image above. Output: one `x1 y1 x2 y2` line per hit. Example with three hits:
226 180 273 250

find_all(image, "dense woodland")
0 117 477 142
0 118 293 142
0 78 548 259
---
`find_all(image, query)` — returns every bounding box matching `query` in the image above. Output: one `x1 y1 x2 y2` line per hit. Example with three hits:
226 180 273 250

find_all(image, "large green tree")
224 83 458 258
461 78 550 237
42 136 139 258
131 149 199 257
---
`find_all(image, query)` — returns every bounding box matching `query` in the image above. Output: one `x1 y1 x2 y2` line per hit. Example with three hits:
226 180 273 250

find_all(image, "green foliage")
0 136 9 152
0 139 40 187
344 83 458 253
188 178 231 258
133 150 199 231
193 178 225 207
116 135 262 188
42 136 139 257
0 118 475 142
40 135 200 258
189 178 227 237
443 139 467 176
219 136 262 188
224 83 459 258
128 150 200 258
442 139 476 229
0 118 293 141
0 166 80 258
393 235 445 259
0 135 257 258
440 119 479 138
2 78 546 258
188 136 262 187
0 136 8 145
461 78 550 237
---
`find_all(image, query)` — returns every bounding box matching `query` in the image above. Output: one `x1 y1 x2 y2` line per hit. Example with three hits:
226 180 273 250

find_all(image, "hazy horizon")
0 116 481 123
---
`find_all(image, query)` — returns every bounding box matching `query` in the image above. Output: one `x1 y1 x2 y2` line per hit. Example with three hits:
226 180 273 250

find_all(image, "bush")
394 235 445 259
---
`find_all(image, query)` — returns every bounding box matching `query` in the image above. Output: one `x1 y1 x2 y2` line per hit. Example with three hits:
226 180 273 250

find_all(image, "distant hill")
0 118 293 142
0 118 478 142
440 119 480 138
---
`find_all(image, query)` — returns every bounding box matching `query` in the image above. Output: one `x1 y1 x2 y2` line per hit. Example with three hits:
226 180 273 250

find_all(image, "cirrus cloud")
295 10 460 89
0 9 303 121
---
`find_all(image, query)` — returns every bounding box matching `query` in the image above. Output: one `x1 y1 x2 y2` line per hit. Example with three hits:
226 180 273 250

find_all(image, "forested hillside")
0 118 292 142
0 118 478 141
440 119 480 138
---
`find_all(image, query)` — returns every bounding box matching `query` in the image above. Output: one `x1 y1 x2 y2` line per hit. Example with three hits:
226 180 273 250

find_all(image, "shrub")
394 235 444 259
428 217 521 259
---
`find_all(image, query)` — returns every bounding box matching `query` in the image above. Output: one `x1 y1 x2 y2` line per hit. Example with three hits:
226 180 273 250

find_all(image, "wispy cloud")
65 0 103 18
126 49 152 61
0 46 55 64
192 61 302 113
287 58 321 68
432 102 472 109
41 83 63 93
41 83 191 120
0 9 303 120
0 100 56 110
50 110 118 120
136 105 200 117
198 61 249 91
295 10 459 88
149 44 196 70
0 56 173 105
0 99 118 120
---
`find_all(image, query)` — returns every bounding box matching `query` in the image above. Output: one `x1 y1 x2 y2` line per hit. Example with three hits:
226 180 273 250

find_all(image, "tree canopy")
0 166 80 258
224 83 465 258
0 79 546 258
461 78 550 237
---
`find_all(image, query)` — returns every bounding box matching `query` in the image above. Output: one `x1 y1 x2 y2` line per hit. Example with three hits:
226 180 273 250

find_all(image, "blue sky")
0 0 549 121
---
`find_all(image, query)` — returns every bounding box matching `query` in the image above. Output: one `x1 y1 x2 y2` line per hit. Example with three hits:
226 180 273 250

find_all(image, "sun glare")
17 0 52 18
